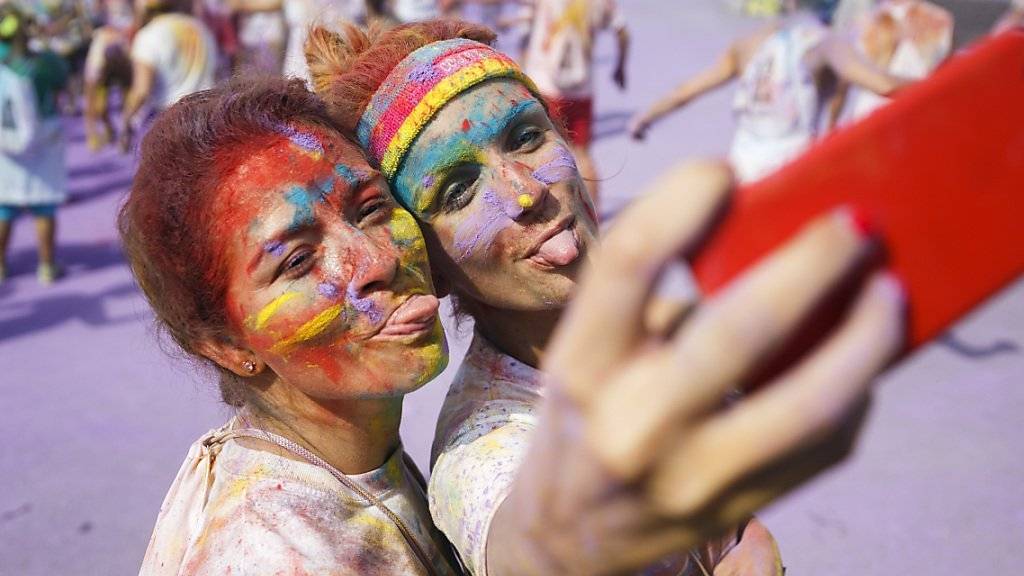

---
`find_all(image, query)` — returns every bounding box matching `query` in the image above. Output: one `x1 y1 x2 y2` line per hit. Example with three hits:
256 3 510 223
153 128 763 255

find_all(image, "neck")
244 380 404 474
473 304 563 368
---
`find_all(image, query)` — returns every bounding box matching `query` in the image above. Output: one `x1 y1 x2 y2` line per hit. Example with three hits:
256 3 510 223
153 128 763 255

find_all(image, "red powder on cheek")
461 119 472 132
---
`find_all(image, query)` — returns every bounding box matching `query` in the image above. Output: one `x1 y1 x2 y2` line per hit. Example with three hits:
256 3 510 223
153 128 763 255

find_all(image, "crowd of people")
0 0 1017 574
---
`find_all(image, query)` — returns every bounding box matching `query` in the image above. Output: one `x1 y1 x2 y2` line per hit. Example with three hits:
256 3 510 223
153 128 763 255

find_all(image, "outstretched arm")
815 33 909 97
629 47 738 140
612 25 629 90
483 161 903 576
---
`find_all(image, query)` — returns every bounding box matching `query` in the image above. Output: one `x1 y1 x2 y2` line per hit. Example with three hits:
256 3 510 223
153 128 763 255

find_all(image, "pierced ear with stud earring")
242 360 257 374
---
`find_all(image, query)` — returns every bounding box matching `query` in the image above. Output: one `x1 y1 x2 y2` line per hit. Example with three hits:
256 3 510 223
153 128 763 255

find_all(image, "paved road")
1 2 1021 574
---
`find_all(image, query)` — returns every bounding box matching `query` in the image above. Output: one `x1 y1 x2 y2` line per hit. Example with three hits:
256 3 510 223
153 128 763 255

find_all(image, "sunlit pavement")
1 2 1020 574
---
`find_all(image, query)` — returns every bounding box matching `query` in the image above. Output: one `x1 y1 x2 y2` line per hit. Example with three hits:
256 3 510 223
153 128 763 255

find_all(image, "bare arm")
815 33 909 97
228 0 283 12
612 25 629 90
483 161 903 576
629 46 738 139
120 60 155 150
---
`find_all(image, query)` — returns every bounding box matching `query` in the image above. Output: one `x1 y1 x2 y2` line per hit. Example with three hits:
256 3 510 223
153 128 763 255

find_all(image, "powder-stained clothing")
730 13 826 182
429 334 736 576
0 49 68 207
131 13 217 110
522 0 626 100
140 419 461 576
848 0 951 119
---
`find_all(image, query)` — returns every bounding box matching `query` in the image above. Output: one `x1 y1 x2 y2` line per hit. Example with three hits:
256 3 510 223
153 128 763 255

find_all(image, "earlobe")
196 339 266 378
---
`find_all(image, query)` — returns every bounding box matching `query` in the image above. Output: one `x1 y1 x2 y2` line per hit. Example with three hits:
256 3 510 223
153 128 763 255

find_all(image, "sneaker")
37 262 62 285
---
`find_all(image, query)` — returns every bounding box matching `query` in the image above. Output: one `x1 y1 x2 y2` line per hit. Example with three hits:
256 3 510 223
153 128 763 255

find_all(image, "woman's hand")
488 161 904 576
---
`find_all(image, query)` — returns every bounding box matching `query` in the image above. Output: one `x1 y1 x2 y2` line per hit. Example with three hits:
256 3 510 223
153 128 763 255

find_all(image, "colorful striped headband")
356 38 541 182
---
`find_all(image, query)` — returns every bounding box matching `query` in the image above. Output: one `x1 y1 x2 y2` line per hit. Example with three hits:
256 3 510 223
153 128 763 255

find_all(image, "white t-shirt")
283 0 366 83
391 0 440 23
730 14 826 182
140 419 460 576
522 0 626 99
429 334 727 576
131 13 218 110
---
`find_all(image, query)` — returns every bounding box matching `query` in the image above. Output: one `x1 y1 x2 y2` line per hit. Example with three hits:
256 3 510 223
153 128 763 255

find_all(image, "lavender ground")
1 1 1021 574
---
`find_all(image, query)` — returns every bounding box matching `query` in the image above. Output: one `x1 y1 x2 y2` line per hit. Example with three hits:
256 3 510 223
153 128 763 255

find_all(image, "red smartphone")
691 29 1024 350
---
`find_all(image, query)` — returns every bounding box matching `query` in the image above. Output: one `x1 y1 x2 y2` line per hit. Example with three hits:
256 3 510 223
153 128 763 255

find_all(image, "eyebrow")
244 165 374 275
425 99 545 177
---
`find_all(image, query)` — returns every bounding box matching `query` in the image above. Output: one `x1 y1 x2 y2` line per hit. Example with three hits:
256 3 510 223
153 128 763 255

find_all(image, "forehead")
215 126 368 212
415 80 541 147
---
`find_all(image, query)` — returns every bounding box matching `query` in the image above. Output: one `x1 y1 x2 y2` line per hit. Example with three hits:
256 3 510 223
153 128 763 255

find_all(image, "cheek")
448 188 524 264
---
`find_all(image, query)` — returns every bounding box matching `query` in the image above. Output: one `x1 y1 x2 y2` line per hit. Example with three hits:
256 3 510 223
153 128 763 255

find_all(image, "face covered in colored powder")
393 80 600 311
214 125 447 399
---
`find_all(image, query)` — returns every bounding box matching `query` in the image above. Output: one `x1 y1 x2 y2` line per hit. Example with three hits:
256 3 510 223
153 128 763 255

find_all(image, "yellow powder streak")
270 304 344 354
251 292 300 330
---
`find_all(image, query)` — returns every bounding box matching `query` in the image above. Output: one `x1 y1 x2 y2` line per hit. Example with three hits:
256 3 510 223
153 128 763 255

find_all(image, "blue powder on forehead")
334 164 366 188
284 185 324 230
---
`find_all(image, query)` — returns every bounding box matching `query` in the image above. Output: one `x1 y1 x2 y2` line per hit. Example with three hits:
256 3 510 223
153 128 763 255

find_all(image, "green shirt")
2 49 69 119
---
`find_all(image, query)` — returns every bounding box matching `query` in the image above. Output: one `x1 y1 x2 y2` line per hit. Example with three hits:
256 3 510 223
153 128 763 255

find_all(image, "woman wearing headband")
126 76 459 575
306 19 904 575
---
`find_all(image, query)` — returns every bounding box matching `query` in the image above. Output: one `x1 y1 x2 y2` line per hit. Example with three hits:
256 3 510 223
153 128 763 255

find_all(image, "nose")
347 240 399 299
500 158 549 220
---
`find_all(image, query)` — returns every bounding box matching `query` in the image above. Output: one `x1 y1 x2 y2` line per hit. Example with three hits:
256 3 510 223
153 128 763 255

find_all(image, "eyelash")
442 177 477 213
358 197 388 222
436 122 546 213
279 247 316 279
513 126 544 151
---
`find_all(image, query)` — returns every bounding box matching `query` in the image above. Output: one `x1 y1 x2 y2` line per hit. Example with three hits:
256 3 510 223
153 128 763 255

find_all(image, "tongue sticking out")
533 228 579 267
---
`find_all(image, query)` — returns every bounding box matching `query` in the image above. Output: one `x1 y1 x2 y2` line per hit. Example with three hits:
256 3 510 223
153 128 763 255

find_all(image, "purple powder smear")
421 174 435 189
452 188 519 262
264 240 285 256
318 282 341 300
406 62 439 84
345 263 384 324
531 146 578 185
273 121 324 156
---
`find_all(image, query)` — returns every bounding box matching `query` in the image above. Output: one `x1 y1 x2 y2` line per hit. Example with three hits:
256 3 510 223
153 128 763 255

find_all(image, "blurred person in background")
119 0 217 150
282 0 366 83
229 0 286 73
830 0 952 125
629 0 909 183
28 0 93 114
0 3 69 284
992 0 1024 34
520 0 628 212
82 23 133 150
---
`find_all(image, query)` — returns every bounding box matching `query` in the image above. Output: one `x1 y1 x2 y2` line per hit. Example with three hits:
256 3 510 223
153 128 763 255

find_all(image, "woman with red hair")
305 19 903 575
124 76 460 575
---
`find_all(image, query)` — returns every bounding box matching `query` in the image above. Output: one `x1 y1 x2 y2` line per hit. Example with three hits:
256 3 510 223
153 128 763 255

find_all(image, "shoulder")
147 438 366 575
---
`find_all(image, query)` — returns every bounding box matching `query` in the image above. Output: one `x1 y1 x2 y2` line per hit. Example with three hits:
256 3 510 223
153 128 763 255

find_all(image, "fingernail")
837 206 876 238
881 272 907 299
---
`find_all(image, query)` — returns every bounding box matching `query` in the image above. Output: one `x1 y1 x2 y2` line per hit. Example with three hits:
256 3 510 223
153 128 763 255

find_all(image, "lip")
370 293 440 341
522 215 581 269
523 215 575 259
